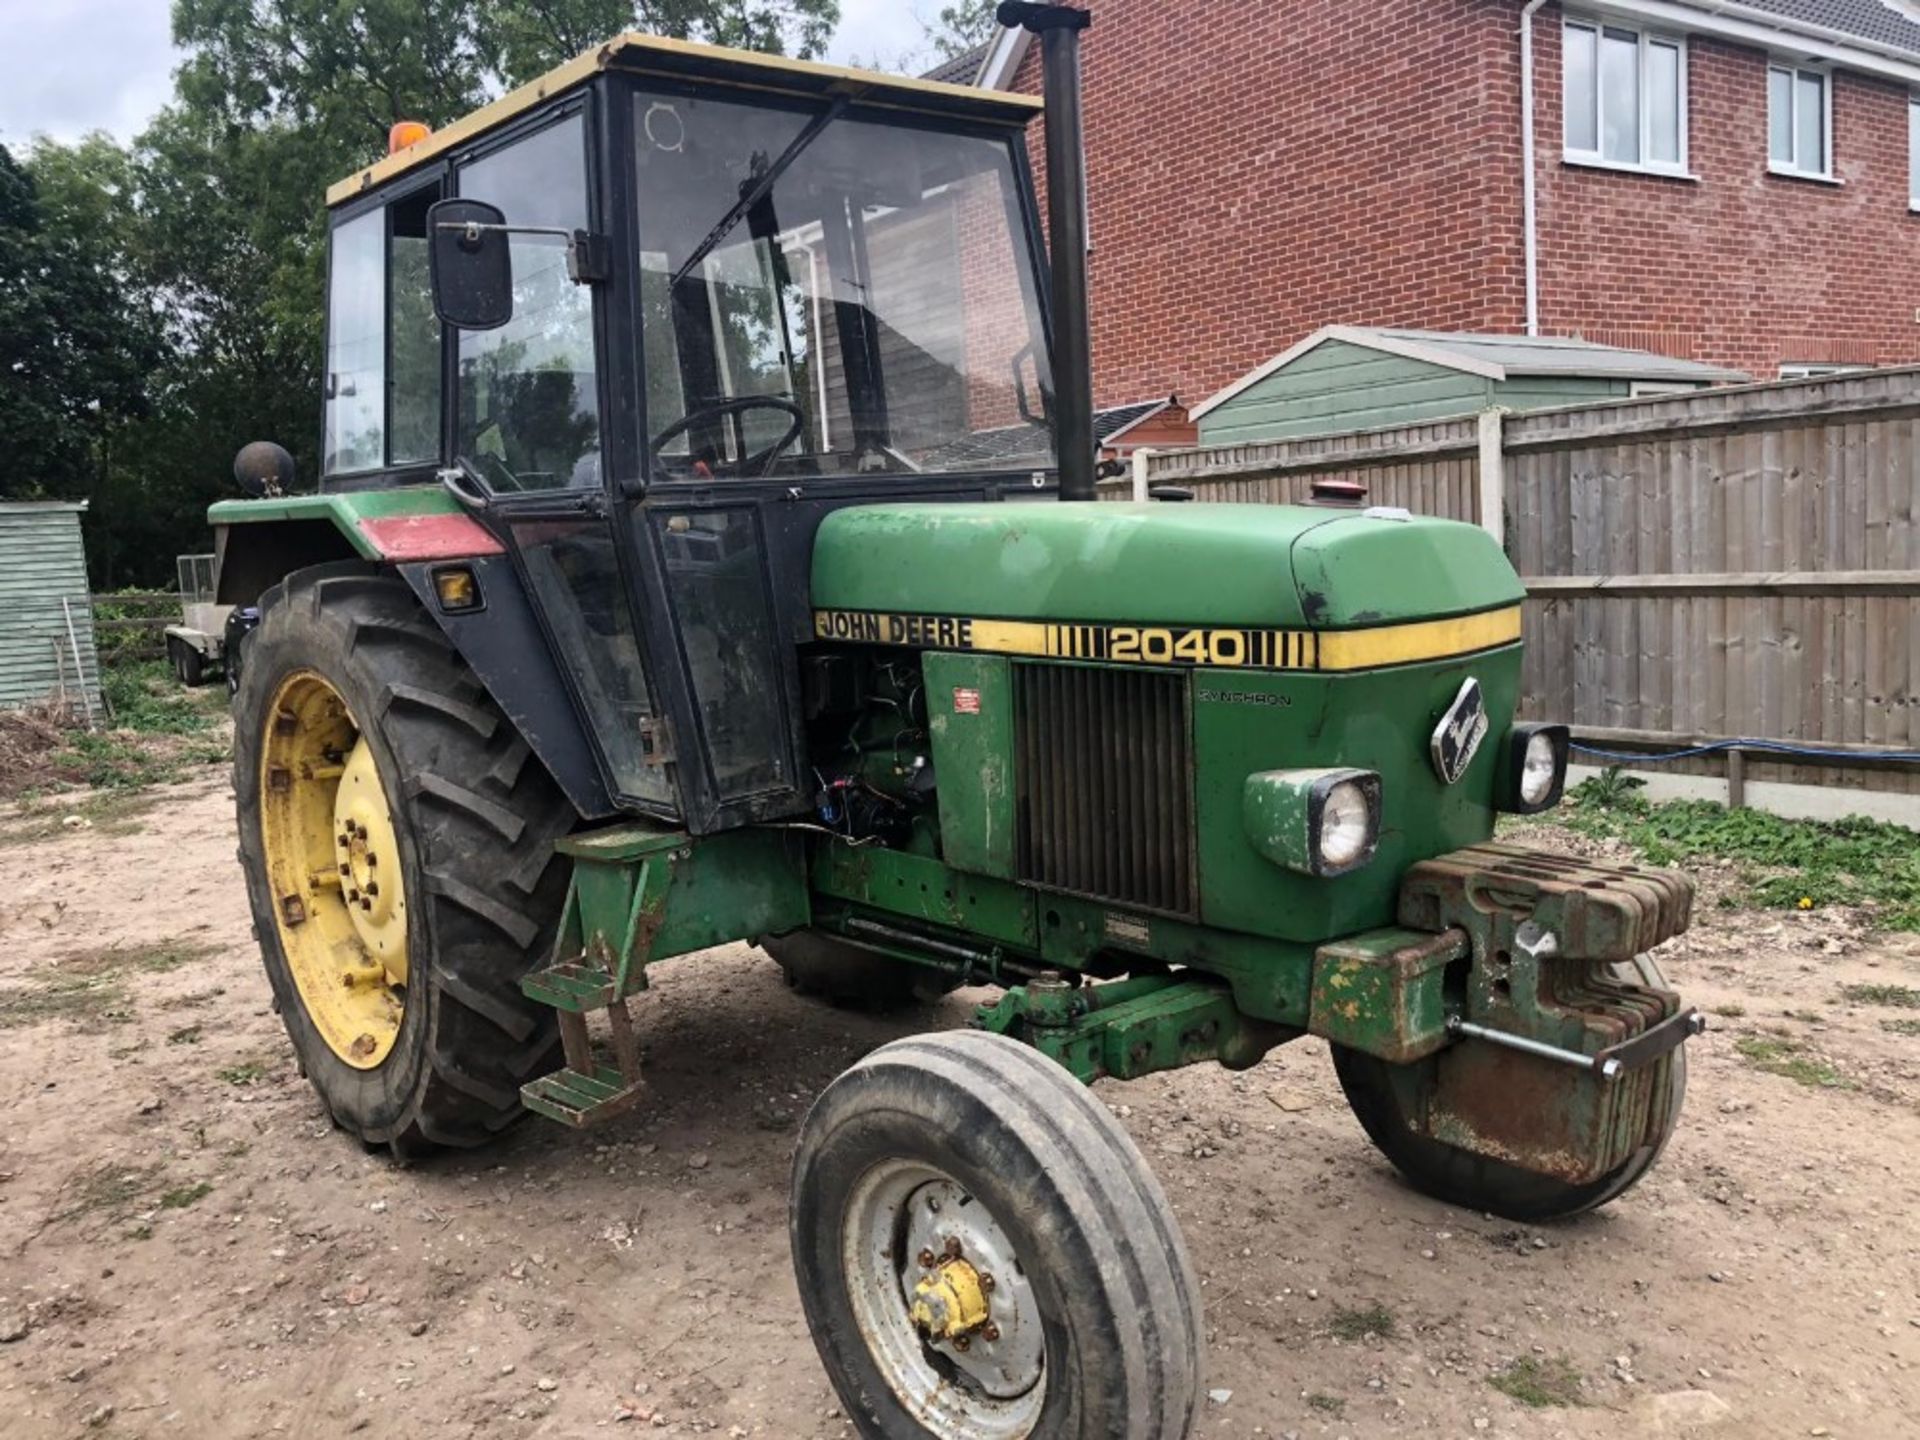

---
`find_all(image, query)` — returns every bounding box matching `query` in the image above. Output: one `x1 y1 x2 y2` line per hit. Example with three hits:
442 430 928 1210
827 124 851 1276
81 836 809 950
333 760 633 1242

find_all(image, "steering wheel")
650 395 806 478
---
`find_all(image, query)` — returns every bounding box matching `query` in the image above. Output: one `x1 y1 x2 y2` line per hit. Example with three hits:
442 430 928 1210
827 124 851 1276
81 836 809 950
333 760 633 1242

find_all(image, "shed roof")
1191 326 1749 420
921 41 993 86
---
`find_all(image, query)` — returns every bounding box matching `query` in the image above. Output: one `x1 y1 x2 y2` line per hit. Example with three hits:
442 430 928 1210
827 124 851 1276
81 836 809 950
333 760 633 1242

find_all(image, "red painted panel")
358 512 505 562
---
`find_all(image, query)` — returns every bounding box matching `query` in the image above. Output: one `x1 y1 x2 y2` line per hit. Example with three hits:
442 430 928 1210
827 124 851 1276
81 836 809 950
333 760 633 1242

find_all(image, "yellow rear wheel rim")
259 671 410 1069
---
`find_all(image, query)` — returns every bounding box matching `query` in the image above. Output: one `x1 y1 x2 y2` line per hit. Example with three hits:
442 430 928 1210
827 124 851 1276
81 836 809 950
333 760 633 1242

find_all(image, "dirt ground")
2 773 1917 1440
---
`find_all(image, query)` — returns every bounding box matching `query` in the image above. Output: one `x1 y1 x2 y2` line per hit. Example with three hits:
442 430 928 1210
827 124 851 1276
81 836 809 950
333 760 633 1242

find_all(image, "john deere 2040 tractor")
211 7 1700 1435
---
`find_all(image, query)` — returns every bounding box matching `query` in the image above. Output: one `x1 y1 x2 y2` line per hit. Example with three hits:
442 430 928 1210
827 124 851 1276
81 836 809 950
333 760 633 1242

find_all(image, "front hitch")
1311 843 1699 1186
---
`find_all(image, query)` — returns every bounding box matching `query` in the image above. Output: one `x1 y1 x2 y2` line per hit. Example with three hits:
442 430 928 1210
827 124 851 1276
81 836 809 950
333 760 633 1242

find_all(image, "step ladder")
516 824 686 1128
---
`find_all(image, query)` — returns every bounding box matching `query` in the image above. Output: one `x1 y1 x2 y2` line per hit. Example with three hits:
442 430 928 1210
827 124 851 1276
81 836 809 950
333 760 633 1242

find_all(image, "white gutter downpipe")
1520 0 1549 337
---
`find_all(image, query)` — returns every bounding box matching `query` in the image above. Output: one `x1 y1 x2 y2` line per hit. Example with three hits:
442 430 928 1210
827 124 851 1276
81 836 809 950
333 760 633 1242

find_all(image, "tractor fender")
209 497 618 821
394 555 617 821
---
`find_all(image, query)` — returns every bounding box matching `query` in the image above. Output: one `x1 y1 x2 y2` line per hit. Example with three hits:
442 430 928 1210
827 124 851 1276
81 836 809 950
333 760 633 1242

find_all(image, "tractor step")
522 958 620 1013
520 1063 645 1128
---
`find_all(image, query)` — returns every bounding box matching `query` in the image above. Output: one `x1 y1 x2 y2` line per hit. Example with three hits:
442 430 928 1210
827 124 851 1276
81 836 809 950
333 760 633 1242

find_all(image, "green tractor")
212 7 1699 1435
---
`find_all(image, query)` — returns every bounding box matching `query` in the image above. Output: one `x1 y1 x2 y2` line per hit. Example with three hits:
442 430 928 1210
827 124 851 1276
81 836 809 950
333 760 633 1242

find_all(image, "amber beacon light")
388 120 432 154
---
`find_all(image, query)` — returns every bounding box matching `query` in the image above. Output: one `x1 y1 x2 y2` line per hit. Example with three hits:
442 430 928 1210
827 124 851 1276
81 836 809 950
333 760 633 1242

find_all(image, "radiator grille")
1014 664 1195 916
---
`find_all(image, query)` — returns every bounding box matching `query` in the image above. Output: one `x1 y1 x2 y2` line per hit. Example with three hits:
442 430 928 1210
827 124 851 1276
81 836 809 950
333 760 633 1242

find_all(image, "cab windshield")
633 89 1055 482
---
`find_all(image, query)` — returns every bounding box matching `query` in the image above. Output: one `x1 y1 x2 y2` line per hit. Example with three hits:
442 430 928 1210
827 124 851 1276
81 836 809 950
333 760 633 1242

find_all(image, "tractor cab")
296 36 1057 833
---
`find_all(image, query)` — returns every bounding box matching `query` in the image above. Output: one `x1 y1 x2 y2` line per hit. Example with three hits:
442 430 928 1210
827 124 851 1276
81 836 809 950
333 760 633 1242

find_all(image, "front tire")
1333 955 1687 1222
233 563 576 1154
791 1030 1205 1439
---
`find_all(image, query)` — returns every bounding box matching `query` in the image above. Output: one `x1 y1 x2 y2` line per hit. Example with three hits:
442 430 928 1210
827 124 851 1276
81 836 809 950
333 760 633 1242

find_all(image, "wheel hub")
910 1255 991 1343
332 740 408 979
843 1162 1045 1436
257 671 409 1070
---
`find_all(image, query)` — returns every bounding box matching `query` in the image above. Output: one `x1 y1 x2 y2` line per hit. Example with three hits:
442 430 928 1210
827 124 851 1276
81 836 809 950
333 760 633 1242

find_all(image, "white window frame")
1562 17 1691 178
1778 362 1867 380
1768 62 1835 181
1909 95 1920 210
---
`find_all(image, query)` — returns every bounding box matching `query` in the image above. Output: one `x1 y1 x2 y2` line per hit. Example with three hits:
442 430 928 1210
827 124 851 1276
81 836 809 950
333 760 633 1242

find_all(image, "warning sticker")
952 687 982 715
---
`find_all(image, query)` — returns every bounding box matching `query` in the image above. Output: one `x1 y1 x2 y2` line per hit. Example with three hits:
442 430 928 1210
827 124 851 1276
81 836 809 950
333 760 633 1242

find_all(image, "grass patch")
0 788 164 848
1328 1303 1396 1341
1713 1003 1747 1018
1841 983 1920 1009
215 1058 273 1087
0 969 131 1030
101 662 219 736
159 1181 212 1209
1564 773 1920 930
167 1024 203 1045
1489 1355 1586 1409
0 940 217 1031
1881 1017 1920 1037
1734 1034 1855 1089
1305 1393 1344 1416
52 1162 161 1226
20 661 231 793
61 940 215 977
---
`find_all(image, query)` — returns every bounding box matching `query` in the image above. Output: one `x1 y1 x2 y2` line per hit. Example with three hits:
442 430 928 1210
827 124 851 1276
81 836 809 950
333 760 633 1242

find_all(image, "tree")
924 0 998 60
0 2 844 585
0 144 163 507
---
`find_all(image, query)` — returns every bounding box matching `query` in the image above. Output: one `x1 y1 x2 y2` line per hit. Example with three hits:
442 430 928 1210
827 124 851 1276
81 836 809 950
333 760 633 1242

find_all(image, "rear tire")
763 929 950 1011
233 562 576 1154
791 1030 1205 1439
1333 955 1687 1222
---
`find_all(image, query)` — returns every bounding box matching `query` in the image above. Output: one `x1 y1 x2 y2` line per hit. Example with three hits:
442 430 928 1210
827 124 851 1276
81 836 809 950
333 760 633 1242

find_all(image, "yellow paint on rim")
258 671 409 1069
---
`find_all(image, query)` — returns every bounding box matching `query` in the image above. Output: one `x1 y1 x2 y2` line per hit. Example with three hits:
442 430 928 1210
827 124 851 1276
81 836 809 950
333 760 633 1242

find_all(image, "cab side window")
322 187 445 476
453 115 601 491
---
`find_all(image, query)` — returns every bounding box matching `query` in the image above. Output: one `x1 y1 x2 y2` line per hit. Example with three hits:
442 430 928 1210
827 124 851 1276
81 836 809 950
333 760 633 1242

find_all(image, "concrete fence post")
1476 407 1508 547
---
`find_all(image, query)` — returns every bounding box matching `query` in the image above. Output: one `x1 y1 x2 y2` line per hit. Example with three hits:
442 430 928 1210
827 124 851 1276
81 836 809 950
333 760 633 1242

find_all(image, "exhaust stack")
997 2 1096 502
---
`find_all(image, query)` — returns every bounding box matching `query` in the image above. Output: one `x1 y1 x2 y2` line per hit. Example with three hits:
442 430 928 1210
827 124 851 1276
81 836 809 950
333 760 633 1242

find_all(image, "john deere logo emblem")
1430 678 1488 786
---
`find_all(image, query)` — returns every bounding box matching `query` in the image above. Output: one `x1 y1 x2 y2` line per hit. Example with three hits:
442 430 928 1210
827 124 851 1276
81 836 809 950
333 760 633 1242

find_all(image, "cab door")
446 99 679 817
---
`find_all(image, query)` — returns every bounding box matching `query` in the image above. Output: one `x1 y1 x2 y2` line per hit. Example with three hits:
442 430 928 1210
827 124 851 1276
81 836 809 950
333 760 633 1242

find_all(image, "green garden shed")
0 500 103 715
1190 326 1747 446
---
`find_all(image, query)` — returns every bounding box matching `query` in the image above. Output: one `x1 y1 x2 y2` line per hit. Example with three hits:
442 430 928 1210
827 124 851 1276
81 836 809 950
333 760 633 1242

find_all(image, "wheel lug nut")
982 1324 1000 1342
917 1249 936 1269
951 1335 970 1352
943 1237 962 1259
365 882 379 897
979 1273 995 1292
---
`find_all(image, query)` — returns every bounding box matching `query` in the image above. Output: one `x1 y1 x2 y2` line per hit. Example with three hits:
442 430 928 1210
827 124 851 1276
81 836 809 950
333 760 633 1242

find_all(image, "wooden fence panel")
1126 367 1920 799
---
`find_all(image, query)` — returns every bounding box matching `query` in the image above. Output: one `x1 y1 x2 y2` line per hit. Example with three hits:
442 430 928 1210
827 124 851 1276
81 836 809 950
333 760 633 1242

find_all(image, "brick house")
949 0 1920 409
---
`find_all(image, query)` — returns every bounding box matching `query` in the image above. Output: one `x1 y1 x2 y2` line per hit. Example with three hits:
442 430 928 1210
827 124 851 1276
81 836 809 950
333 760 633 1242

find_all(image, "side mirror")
233 441 295 498
428 198 514 330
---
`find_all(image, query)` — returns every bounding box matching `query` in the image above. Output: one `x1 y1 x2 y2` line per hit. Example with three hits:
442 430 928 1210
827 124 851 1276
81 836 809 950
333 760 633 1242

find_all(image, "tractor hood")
809 502 1523 631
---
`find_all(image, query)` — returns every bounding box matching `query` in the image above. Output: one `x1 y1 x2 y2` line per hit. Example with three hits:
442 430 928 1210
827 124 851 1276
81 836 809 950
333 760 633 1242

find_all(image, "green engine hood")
810 502 1522 630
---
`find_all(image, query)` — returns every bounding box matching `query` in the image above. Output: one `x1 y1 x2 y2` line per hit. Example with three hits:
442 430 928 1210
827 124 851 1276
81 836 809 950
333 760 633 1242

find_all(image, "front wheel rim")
841 1159 1046 1438
257 670 409 1069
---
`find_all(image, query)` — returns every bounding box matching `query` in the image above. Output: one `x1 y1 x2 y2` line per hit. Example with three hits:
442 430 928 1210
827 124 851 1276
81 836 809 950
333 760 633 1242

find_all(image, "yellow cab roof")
327 32 1041 208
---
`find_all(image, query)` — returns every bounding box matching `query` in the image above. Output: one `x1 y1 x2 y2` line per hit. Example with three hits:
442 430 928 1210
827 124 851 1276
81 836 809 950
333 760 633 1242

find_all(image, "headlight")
1243 768 1383 877
1318 779 1375 869
1501 724 1569 813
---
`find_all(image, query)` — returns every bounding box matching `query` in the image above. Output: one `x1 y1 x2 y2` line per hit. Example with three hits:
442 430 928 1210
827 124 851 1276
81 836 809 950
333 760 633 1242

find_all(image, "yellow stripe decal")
811 606 1522 672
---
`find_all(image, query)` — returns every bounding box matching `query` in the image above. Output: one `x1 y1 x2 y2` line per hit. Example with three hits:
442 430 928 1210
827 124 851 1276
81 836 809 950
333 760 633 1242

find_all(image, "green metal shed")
0 501 103 714
1190 326 1748 446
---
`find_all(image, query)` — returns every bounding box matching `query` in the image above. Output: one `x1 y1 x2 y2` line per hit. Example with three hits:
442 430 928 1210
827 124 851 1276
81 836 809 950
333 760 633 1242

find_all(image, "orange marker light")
388 120 432 154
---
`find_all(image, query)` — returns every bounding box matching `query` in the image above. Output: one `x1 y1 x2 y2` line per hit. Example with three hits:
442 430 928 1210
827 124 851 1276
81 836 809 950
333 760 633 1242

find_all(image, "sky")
0 0 938 151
